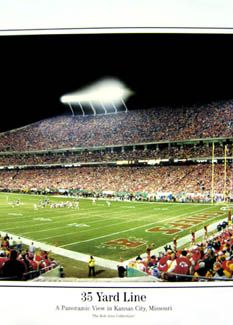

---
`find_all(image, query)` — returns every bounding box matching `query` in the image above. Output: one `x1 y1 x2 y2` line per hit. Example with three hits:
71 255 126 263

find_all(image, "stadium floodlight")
60 78 133 116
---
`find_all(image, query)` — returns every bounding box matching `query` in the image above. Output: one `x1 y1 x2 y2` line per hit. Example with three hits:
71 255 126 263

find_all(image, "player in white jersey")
106 200 111 207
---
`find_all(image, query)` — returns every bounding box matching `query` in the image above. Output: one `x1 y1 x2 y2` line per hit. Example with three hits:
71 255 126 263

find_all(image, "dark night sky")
0 33 233 132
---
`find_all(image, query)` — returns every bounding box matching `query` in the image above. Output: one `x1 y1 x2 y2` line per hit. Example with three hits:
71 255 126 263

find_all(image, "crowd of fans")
0 142 230 166
0 100 233 152
0 164 232 199
0 234 58 280
128 225 233 281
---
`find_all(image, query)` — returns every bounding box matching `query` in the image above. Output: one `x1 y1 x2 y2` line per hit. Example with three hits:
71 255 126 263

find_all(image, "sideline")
0 231 119 270
0 214 227 272
125 216 228 264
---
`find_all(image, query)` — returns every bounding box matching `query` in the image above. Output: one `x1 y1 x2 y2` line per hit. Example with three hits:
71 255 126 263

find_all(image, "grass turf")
0 192 229 262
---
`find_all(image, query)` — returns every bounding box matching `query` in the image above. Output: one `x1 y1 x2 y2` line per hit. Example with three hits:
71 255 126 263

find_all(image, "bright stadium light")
60 78 133 116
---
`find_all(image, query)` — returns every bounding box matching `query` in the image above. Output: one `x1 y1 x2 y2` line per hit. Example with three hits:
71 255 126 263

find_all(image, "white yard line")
0 212 226 272
0 207 226 271
39 204 201 241
0 208 124 231
60 206 213 248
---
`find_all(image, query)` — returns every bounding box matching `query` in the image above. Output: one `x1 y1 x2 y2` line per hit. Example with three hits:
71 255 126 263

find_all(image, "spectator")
1 250 25 280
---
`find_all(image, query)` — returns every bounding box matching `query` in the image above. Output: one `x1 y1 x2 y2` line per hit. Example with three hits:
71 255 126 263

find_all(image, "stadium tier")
0 100 233 152
0 164 232 202
0 142 230 166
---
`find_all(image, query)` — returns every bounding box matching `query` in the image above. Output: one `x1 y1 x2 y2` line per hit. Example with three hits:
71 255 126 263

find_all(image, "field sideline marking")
0 230 119 270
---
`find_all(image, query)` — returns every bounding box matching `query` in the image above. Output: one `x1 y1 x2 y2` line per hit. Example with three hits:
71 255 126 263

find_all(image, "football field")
0 192 228 261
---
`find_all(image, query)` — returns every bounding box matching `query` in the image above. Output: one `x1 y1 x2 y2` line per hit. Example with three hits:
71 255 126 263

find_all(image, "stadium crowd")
0 100 233 152
0 143 229 166
0 234 58 280
0 164 231 199
128 225 233 281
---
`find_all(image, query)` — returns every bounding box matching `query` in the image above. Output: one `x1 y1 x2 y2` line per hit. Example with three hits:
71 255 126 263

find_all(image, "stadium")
1 34 233 282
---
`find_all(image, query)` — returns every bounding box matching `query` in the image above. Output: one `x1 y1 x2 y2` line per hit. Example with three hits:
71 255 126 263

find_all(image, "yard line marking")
60 221 162 247
19 210 160 236
60 206 213 247
38 204 198 240
0 207 120 228
5 202 147 232
6 201 187 233
1 199 216 248
3 213 126 233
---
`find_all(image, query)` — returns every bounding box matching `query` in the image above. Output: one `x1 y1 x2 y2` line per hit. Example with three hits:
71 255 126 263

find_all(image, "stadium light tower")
60 78 133 116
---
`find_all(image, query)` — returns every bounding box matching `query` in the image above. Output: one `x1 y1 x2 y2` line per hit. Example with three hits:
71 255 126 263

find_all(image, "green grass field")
0 192 229 261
